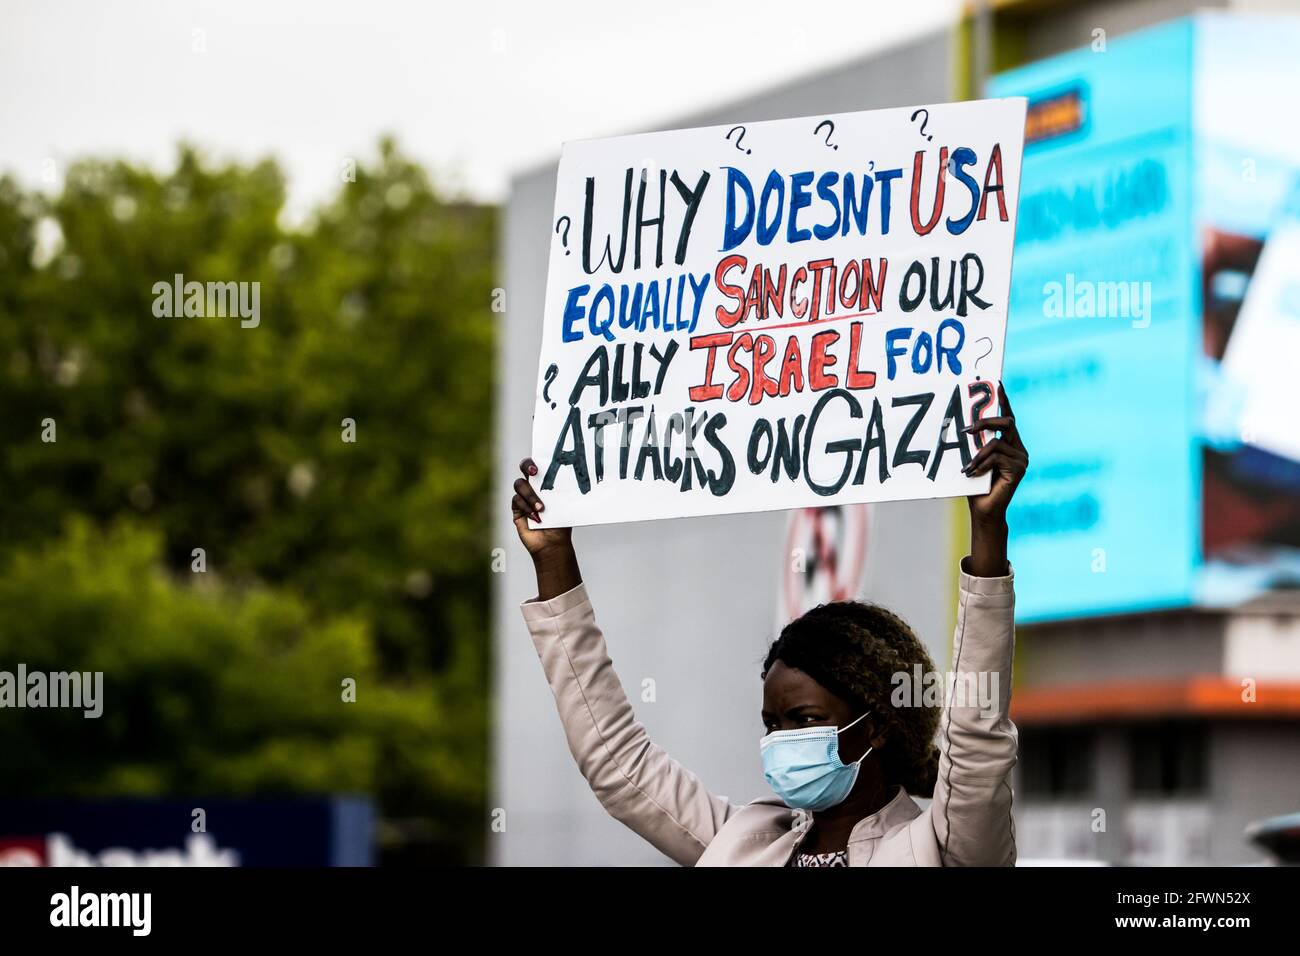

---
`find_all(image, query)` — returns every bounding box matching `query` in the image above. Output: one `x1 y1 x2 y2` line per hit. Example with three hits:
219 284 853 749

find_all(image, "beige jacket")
520 561 1018 866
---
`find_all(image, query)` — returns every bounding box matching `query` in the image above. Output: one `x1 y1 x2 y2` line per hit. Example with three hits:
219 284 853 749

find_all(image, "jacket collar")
846 786 921 844
780 785 922 850
754 790 925 842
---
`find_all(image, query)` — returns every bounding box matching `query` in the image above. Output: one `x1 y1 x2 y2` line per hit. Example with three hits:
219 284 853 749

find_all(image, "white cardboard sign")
531 98 1026 527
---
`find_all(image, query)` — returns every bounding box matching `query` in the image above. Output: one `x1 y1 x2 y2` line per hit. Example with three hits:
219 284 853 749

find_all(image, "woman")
510 384 1028 867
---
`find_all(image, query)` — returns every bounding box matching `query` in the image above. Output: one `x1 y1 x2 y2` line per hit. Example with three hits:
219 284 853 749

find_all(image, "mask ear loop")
836 711 871 735
837 711 875 766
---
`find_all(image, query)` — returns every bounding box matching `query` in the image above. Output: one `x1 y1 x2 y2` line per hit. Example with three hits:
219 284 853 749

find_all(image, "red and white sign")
781 504 870 622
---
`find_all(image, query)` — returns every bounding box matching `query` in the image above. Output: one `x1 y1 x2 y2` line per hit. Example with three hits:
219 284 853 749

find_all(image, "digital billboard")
990 14 1300 622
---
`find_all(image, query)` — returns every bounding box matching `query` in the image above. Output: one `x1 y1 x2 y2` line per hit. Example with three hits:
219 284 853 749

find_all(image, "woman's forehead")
762 661 841 709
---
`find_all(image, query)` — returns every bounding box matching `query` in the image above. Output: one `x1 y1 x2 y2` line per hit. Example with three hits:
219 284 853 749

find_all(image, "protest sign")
531 98 1026 527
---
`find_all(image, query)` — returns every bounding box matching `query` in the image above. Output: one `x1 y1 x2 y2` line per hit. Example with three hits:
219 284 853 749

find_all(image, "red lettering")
726 333 753 403
807 259 834 322
860 258 886 313
847 322 877 389
978 143 1007 222
809 329 840 390
910 147 948 236
778 335 804 396
714 255 747 328
762 264 787 321
838 258 860 312
744 268 765 322
789 266 809 319
749 334 779 405
688 332 733 401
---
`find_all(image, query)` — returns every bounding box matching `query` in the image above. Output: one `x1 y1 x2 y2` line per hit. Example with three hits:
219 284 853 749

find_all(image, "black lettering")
852 397 890 485
926 386 972 480
804 389 862 496
542 406 590 494
891 392 934 470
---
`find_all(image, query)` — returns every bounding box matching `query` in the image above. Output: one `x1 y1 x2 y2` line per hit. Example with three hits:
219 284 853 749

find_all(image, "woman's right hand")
512 458 580 599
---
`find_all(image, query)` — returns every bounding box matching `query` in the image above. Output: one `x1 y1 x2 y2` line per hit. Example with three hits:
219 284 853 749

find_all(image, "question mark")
966 379 995 450
726 126 752 155
910 108 933 142
554 216 571 255
972 337 994 379
542 363 558 409
814 119 838 150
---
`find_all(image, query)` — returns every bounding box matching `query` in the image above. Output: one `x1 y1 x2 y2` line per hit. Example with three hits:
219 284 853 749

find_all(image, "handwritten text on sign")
532 98 1026 527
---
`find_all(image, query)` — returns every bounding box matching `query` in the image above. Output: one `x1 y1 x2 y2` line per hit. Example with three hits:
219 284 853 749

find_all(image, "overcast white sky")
0 0 961 213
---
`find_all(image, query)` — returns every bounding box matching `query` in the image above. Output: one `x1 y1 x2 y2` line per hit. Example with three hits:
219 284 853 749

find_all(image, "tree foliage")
0 140 495 863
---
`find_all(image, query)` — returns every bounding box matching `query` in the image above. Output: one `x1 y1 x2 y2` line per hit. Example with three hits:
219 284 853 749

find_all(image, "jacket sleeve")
521 582 737 866
929 559 1019 866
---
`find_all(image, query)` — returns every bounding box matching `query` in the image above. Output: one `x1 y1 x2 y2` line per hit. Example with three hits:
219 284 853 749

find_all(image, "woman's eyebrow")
785 704 822 715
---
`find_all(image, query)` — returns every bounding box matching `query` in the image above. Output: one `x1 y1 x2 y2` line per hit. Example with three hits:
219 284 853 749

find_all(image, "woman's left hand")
962 382 1028 523
960 383 1028 577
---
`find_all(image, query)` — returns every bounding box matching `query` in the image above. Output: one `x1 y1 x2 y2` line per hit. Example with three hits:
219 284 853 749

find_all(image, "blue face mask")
760 711 873 812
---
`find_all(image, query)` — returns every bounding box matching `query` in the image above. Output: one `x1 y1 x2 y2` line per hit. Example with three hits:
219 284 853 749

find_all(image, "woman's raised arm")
512 459 736 865
926 384 1028 866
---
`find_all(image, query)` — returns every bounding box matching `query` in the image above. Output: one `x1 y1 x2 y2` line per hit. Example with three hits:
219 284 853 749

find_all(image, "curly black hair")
762 601 941 797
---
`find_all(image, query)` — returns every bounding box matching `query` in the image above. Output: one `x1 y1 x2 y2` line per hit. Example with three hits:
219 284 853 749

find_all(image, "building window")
1018 726 1095 797
1128 722 1207 795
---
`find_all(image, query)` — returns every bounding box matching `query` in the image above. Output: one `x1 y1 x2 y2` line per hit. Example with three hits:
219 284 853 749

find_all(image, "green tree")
0 140 495 863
